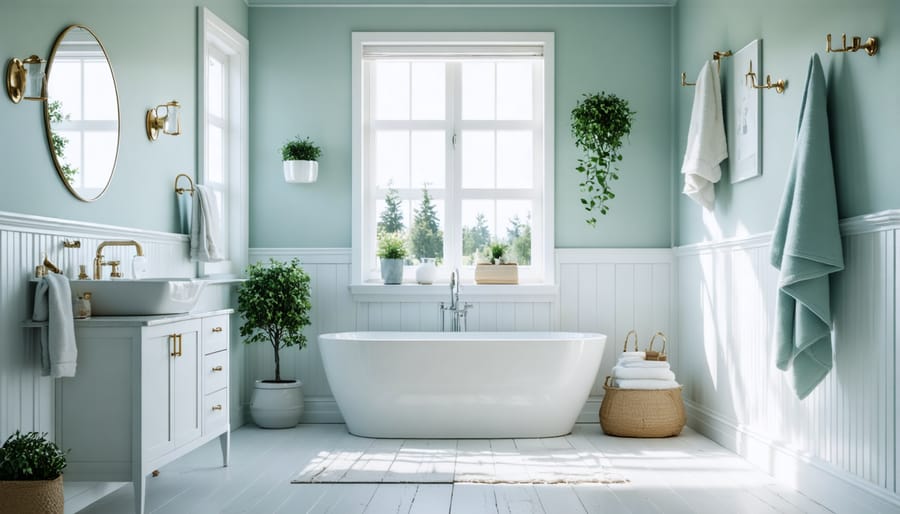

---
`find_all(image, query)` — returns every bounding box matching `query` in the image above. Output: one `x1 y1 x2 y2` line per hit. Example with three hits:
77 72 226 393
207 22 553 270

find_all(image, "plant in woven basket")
0 431 67 481
570 92 636 226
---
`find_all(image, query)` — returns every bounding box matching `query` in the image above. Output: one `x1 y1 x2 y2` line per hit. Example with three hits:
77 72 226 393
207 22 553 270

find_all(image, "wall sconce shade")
6 55 47 103
146 100 182 141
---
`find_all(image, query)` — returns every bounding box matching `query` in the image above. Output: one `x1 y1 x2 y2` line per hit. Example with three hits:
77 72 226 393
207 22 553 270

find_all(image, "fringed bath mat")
291 438 627 485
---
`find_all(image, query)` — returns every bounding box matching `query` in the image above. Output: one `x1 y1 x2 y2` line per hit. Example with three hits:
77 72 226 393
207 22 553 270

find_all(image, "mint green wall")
675 0 900 245
0 0 247 233
249 6 673 248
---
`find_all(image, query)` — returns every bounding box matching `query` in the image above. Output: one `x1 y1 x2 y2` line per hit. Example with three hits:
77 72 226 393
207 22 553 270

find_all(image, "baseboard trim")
686 401 900 513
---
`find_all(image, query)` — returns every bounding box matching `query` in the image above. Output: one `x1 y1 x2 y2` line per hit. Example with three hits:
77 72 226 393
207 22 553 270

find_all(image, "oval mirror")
43 25 120 202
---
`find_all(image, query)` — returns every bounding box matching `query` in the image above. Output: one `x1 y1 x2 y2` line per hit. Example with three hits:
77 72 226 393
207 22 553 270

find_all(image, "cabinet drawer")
203 350 228 395
203 388 228 435
202 315 229 355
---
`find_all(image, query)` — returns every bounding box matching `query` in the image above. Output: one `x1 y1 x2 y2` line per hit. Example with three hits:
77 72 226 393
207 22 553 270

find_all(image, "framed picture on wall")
730 39 762 183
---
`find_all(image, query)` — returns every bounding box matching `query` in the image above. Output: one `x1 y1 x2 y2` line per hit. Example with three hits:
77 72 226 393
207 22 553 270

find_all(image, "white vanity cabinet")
51 310 232 514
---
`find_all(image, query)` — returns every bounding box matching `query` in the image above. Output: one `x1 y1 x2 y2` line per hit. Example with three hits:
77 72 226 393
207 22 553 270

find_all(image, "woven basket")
599 377 685 438
0 475 64 514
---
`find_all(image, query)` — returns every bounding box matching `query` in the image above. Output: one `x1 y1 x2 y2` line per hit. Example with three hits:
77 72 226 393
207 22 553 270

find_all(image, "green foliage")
237 259 312 382
0 431 67 481
571 92 636 226
47 100 78 184
489 242 507 264
409 186 443 260
462 213 491 261
281 136 322 161
378 187 405 234
507 214 532 265
377 231 407 260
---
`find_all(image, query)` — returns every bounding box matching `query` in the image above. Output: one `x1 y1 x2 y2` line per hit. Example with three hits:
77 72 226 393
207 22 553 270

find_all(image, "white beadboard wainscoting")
0 212 243 442
675 210 900 513
247 248 674 424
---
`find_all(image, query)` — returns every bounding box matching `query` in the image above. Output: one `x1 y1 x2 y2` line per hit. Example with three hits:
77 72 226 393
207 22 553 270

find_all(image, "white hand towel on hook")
32 273 77 377
681 59 728 210
190 184 225 262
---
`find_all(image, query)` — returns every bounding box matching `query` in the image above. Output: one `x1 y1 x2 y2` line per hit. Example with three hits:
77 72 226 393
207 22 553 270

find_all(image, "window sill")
349 283 558 303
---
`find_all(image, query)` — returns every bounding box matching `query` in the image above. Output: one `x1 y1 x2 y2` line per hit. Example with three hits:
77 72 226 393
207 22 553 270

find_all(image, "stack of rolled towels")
612 349 680 389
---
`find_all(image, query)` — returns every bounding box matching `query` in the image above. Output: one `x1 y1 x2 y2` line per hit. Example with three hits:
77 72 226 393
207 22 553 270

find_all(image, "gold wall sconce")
826 33 878 56
145 100 182 141
6 55 47 103
745 60 786 94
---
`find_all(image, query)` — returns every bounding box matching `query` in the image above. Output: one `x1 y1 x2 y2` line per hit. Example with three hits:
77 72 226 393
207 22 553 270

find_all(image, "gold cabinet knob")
212 404 223 411
212 366 224 372
212 327 223 333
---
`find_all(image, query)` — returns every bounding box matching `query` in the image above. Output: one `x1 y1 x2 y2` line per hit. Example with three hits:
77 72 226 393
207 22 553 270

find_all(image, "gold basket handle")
645 331 668 361
622 330 639 352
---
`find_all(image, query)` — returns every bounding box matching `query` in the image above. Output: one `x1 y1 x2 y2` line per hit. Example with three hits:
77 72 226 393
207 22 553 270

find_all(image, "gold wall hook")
174 173 195 196
62 240 81 249
681 72 696 87
745 60 787 94
826 33 878 56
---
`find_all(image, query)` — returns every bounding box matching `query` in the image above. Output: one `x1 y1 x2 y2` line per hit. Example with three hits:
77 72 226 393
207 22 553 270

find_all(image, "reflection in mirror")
44 25 119 202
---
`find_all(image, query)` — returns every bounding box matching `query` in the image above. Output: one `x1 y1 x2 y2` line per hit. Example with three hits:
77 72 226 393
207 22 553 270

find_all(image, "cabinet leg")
219 430 230 467
134 474 146 514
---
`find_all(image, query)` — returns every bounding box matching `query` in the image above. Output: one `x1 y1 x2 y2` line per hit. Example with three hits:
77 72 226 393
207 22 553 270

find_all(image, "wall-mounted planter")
283 160 318 183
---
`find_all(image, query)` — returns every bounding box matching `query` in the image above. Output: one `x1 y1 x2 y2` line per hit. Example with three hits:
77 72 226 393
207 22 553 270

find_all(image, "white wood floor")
68 423 832 513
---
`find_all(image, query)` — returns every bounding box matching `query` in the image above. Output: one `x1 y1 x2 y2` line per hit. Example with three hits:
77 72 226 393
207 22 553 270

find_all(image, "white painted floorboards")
69 424 831 514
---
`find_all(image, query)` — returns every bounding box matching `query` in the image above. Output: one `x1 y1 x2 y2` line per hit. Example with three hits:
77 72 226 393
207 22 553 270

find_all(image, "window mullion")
445 61 462 273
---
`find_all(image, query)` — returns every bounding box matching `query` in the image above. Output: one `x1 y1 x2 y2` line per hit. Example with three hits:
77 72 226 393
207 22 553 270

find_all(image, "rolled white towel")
618 359 671 369
615 379 680 390
612 366 676 381
618 351 646 362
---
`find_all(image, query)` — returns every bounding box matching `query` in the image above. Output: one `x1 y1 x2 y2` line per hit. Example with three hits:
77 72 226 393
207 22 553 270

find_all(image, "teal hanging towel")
770 54 844 400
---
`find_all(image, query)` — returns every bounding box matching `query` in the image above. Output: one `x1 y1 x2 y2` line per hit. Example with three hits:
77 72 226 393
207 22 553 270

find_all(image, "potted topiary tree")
281 136 322 183
377 232 407 285
571 92 636 226
0 431 67 514
238 258 312 428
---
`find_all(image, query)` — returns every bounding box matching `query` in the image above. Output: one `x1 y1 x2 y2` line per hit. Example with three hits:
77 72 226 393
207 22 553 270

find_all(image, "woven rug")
291 439 626 485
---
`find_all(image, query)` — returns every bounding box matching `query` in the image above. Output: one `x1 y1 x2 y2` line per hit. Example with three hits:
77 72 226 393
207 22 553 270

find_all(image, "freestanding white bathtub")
318 331 607 438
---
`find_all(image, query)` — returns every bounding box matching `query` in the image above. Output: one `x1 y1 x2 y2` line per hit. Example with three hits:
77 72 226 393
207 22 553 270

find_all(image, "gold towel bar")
681 50 732 87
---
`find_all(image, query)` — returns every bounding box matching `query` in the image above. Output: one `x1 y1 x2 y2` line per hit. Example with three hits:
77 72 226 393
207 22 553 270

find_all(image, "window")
198 8 249 277
352 33 555 284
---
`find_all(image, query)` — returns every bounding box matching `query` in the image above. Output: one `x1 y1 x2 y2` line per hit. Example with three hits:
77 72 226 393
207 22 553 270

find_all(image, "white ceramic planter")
250 380 304 428
283 160 318 183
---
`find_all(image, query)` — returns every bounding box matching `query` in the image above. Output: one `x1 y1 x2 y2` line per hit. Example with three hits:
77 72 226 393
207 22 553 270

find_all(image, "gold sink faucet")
94 240 144 279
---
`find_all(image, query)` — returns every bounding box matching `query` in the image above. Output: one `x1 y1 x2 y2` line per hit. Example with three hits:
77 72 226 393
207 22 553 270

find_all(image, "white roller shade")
362 43 545 61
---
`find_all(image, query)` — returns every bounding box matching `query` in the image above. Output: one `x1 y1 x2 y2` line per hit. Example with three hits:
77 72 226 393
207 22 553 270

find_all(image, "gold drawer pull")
212 365 224 372
212 327 223 333
212 404 223 411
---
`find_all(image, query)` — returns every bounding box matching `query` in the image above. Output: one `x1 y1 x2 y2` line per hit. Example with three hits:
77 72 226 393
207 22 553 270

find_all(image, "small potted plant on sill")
475 242 519 284
238 258 312 428
377 232 407 285
281 136 322 183
0 431 67 514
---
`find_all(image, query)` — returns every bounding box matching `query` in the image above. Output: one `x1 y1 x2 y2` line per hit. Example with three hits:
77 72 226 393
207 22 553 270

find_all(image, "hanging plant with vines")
570 92 636 226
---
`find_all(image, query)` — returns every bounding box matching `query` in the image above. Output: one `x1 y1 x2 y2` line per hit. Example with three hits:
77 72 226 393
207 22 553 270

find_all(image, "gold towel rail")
745 60 786 94
174 173 195 196
826 33 878 56
680 50 732 87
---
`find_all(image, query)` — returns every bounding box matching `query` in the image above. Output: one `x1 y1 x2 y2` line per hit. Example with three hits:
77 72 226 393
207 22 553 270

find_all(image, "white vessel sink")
68 278 207 316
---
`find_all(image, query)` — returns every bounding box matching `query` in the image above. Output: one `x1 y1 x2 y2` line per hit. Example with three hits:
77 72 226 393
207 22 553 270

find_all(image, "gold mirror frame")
43 25 120 202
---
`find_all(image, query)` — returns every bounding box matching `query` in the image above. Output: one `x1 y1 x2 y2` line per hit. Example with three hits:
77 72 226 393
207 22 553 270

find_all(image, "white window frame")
351 32 555 286
197 8 249 277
